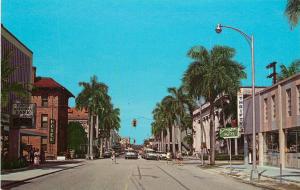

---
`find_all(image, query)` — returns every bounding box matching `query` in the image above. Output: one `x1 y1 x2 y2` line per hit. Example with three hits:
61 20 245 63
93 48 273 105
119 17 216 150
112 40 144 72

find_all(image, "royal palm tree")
278 59 300 81
285 0 300 29
76 75 110 159
183 45 245 164
99 103 121 157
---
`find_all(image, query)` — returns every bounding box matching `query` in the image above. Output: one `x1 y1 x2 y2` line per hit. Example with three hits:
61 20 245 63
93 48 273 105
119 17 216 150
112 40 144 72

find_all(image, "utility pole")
266 61 277 85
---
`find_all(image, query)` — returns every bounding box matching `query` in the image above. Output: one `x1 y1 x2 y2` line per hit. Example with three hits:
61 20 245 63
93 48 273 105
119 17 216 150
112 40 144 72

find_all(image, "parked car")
125 149 138 159
144 149 159 160
103 150 112 158
156 151 167 160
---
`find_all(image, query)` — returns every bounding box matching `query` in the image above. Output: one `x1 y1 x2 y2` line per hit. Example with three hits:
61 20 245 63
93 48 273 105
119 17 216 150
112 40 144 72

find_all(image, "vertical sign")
49 119 56 144
237 88 244 133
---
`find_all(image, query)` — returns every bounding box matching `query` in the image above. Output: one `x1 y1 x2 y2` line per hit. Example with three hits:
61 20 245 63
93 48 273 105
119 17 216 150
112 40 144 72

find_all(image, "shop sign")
220 127 240 139
12 103 36 128
237 89 244 133
12 103 35 118
49 119 56 144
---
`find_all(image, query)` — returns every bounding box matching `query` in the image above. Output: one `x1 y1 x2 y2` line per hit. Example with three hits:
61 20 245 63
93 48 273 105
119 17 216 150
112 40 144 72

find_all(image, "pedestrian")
111 150 116 164
166 152 171 164
34 148 40 166
29 147 34 164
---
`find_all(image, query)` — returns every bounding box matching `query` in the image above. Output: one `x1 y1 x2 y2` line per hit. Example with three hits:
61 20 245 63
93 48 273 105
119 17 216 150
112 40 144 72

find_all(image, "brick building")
22 75 74 159
68 107 89 134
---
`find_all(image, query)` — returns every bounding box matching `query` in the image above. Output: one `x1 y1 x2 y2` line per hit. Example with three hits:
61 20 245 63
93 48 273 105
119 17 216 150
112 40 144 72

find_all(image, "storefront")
285 127 300 169
263 131 280 167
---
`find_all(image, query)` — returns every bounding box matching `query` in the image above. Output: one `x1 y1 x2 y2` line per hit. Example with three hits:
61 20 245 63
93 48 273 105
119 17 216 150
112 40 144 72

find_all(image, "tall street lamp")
215 24 258 180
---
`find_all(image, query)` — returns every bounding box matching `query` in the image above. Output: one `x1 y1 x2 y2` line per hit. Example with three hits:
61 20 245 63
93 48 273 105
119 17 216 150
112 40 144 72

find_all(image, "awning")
3 126 47 137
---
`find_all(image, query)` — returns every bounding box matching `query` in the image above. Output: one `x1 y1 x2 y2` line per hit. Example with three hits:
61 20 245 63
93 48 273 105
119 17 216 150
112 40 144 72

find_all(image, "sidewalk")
1 159 86 189
219 164 300 183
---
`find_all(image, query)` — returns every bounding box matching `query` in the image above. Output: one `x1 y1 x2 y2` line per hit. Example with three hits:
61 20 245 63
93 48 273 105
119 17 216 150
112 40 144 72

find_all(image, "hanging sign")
49 119 56 144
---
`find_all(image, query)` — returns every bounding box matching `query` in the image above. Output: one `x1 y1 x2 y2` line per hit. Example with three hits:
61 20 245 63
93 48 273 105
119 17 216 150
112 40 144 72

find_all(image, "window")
271 95 276 120
41 138 47 151
297 85 300 114
41 96 48 107
41 114 48 128
264 98 268 122
286 89 292 116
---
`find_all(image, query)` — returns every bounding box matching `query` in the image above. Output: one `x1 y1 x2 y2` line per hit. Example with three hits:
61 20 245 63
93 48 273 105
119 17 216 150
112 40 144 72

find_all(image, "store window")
265 131 279 153
286 89 292 116
41 114 48 128
286 129 300 153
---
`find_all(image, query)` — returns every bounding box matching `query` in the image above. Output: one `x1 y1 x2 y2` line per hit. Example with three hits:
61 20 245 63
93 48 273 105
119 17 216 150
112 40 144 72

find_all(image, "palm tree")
285 0 300 29
99 103 121 156
277 60 300 81
76 75 110 159
161 87 192 155
183 45 245 165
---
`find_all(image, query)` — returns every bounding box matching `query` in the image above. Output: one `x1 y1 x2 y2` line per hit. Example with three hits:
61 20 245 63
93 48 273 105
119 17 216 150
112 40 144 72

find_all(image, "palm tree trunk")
172 125 175 156
100 138 103 158
209 103 216 165
161 130 163 152
167 127 170 152
90 114 94 159
178 126 182 153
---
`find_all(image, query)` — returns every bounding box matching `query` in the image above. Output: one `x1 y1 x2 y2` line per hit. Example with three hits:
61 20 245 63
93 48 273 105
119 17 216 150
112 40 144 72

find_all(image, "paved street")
6 159 261 190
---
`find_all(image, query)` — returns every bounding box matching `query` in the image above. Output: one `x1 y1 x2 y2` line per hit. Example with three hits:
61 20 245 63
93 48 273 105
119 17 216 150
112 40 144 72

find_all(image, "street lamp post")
215 24 258 180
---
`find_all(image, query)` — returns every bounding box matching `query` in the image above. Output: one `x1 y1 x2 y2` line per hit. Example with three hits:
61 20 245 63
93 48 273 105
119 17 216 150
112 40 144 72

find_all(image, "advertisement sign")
12 103 36 128
237 89 244 133
220 127 240 139
49 119 56 144
12 103 35 118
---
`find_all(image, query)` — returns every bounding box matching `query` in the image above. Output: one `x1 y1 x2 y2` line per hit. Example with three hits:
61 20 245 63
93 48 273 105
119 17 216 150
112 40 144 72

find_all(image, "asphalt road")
10 158 261 190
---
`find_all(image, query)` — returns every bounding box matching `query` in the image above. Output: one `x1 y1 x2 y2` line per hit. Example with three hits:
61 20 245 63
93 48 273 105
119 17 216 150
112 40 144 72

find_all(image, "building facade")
244 74 300 169
192 87 266 157
68 107 89 134
22 76 74 159
1 25 36 161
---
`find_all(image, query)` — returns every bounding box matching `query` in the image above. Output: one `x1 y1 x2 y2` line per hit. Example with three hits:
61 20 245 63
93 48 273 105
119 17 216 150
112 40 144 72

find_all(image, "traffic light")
132 119 137 127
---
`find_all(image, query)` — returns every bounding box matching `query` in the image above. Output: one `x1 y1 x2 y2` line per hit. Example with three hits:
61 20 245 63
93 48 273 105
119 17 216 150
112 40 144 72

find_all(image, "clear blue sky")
3 0 299 144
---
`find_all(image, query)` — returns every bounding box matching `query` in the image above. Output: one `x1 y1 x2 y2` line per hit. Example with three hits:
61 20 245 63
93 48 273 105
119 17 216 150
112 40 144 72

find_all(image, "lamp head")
215 24 222 34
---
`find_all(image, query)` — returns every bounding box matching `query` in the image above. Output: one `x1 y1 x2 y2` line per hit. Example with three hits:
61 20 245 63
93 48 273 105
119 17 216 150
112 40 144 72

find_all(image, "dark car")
103 151 112 158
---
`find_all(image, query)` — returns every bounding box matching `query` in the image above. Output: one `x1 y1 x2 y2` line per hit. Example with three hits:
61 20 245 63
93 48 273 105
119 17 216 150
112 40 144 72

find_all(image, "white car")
156 151 167 160
125 149 138 159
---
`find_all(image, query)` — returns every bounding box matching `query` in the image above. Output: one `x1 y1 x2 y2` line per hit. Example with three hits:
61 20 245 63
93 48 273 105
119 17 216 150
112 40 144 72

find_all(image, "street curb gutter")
1 164 85 189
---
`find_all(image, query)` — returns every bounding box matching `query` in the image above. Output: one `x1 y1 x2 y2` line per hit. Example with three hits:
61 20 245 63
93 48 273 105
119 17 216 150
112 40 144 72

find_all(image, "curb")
1 164 85 189
202 166 300 190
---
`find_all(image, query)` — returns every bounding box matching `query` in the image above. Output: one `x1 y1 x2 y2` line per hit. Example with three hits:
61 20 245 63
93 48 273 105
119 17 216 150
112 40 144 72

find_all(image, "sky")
2 0 300 144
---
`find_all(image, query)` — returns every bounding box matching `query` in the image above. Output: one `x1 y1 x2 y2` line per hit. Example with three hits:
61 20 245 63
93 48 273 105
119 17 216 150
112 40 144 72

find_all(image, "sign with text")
49 119 56 144
237 89 244 133
220 127 240 139
12 103 36 128
12 103 35 118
